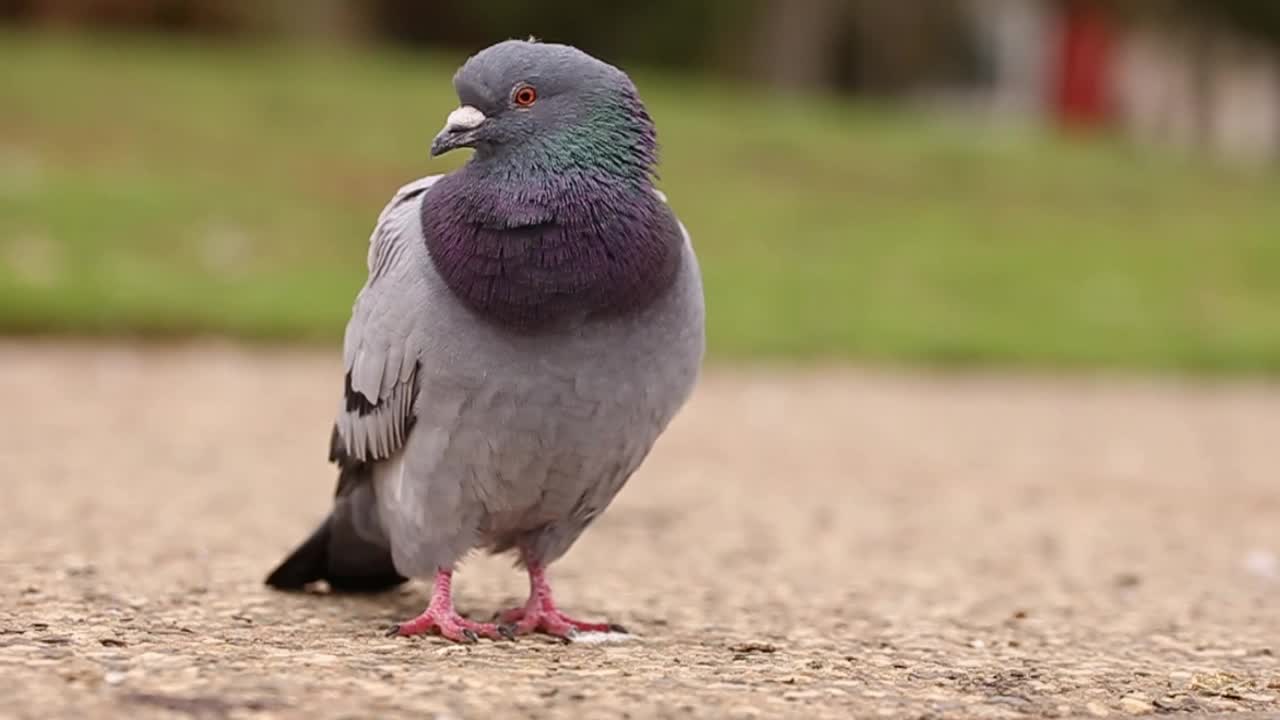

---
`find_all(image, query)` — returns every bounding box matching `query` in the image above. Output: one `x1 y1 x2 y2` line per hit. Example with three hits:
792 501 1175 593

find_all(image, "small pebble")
1119 696 1152 715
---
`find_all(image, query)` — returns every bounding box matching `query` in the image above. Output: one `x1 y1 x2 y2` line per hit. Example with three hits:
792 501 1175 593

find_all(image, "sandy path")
1 342 1277 719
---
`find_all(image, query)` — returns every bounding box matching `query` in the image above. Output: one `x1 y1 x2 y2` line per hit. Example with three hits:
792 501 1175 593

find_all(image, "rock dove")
265 39 705 642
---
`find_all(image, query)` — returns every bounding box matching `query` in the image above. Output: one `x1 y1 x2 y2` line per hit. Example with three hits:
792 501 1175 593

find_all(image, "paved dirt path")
1 342 1277 719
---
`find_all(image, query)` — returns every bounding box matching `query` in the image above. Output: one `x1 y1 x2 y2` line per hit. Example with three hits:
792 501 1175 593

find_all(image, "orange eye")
513 85 537 107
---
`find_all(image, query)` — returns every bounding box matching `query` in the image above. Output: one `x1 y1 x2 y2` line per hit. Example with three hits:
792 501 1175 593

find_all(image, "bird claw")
387 611 500 643
387 606 625 642
493 604 623 640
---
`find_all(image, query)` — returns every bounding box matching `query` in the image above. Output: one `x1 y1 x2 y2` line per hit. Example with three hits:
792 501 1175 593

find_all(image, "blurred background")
2 0 1279 372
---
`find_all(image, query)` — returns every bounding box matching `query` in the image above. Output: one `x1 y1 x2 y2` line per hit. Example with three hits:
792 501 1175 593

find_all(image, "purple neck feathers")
421 166 683 331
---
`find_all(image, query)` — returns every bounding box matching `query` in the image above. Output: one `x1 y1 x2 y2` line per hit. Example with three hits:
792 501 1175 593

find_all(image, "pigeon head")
431 40 657 183
421 41 681 332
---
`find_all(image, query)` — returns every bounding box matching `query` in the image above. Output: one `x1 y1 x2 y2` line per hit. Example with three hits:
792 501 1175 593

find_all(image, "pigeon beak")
431 105 486 157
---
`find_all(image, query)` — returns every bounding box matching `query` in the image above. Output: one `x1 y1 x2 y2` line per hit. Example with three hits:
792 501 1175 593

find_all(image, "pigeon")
265 39 705 642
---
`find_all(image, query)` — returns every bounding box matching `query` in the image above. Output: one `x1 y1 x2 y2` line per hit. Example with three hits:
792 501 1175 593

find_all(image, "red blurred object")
1051 0 1114 128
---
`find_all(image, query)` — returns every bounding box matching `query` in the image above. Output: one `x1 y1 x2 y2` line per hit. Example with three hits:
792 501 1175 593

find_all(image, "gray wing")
265 176 443 592
331 175 442 468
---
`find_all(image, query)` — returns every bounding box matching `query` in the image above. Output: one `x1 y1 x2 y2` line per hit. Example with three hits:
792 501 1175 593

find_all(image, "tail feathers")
265 512 407 594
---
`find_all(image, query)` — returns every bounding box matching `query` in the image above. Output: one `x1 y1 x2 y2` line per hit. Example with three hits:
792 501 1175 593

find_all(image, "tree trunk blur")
751 0 845 91
268 0 366 43
848 0 939 94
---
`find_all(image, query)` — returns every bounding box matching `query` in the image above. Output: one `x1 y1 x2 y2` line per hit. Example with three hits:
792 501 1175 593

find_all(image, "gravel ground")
1 342 1277 719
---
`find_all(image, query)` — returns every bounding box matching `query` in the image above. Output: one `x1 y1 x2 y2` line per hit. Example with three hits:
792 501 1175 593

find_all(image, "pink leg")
388 569 511 643
497 561 627 639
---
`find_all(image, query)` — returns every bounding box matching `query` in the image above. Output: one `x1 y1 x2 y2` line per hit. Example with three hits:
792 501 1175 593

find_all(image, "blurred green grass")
3 31 1280 371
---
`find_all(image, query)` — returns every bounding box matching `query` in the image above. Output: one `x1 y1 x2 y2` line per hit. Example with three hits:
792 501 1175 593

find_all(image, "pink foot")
389 609 509 642
497 562 628 639
498 604 625 638
387 569 511 643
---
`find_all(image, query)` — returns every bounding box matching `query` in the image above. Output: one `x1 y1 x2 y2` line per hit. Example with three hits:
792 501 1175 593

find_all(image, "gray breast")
373 209 705 578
